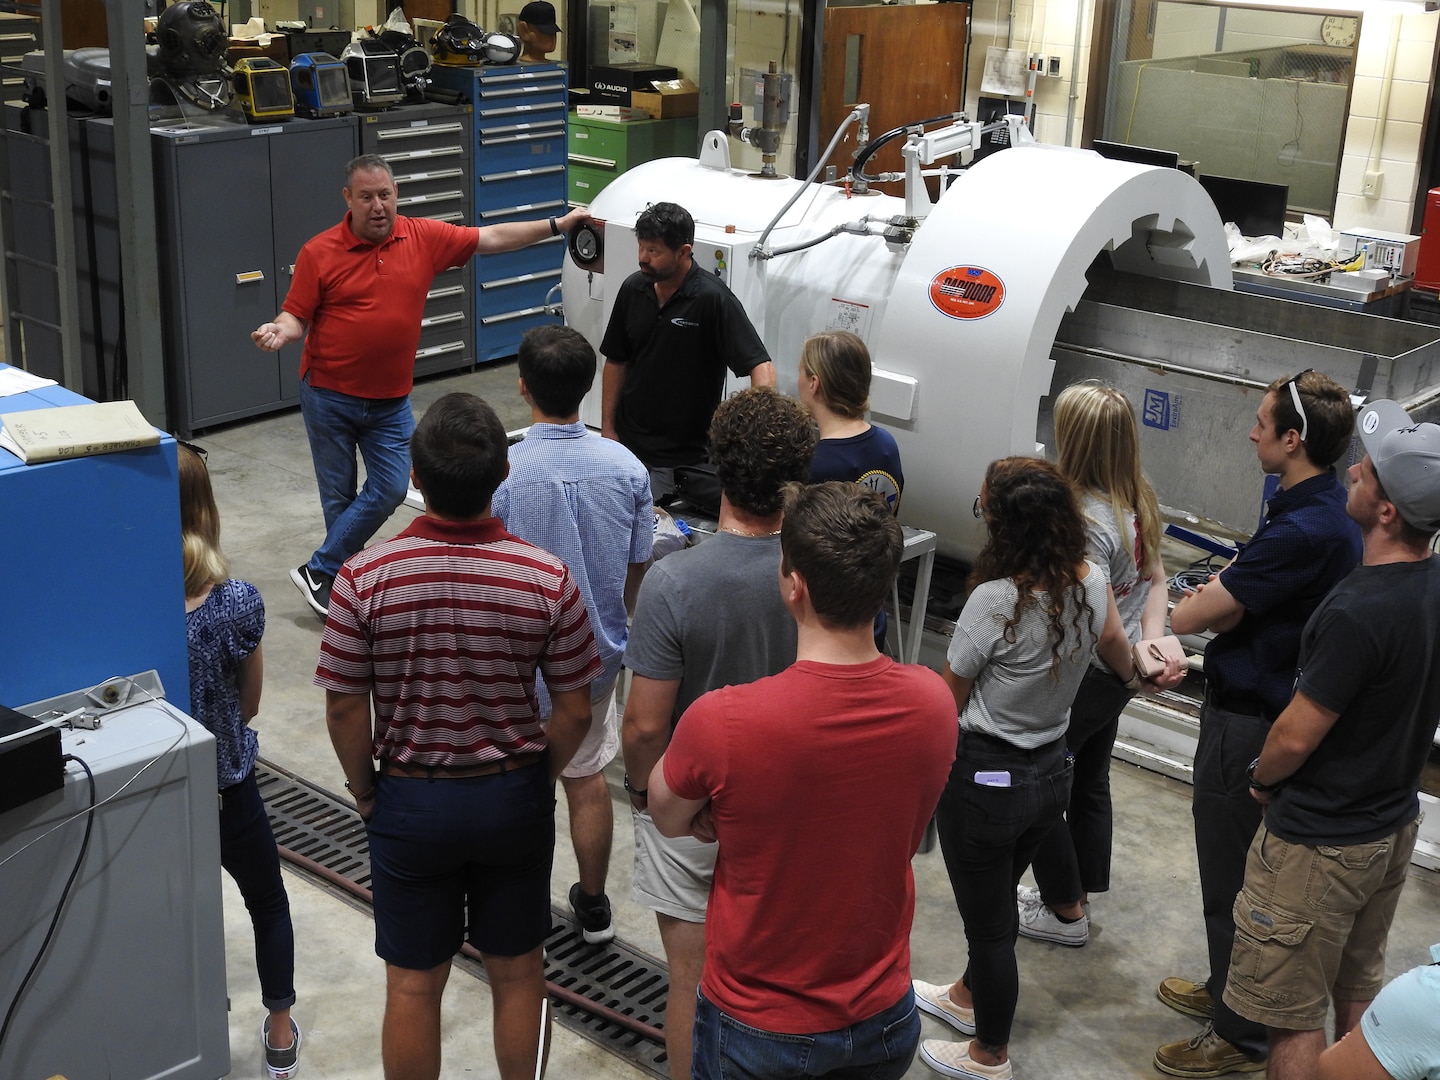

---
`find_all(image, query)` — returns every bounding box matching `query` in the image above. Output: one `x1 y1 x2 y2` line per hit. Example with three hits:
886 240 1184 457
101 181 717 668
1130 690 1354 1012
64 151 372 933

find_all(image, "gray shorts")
630 806 716 923
552 675 619 779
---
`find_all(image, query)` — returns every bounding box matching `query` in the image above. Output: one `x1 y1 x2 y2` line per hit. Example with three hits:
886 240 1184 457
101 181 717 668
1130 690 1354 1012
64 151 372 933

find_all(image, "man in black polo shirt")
1154 370 1361 1077
599 201 775 500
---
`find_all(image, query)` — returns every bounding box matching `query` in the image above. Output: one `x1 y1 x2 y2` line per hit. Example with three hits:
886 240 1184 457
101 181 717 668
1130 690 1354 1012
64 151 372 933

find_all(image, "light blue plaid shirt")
492 422 653 713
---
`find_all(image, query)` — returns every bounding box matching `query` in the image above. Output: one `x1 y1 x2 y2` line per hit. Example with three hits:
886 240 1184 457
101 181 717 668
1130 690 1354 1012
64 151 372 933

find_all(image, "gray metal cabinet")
150 116 358 435
358 101 476 379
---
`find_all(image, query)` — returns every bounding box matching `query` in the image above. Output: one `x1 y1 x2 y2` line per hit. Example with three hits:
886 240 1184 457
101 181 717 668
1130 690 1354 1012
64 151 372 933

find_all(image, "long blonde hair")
1053 382 1163 570
179 444 227 600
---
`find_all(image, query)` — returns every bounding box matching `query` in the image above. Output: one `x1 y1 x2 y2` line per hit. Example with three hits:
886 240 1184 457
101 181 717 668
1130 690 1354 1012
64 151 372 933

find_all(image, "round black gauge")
570 222 603 265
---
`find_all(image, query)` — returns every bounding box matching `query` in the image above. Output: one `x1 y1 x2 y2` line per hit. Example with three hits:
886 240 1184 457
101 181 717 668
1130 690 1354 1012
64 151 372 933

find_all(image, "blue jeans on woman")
298 375 415 577
220 770 296 1010
935 730 1073 1048
692 987 919 1079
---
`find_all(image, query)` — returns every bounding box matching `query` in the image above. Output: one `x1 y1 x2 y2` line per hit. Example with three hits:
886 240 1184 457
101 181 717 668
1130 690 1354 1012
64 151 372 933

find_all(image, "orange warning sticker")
929 265 1005 320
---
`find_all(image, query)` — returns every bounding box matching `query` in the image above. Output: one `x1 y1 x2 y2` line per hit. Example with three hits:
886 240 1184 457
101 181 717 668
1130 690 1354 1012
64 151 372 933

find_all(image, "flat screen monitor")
1091 139 1180 170
1197 173 1289 238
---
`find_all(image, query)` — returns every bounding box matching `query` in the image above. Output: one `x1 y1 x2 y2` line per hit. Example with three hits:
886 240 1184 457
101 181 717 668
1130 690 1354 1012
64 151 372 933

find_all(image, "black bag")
670 462 721 519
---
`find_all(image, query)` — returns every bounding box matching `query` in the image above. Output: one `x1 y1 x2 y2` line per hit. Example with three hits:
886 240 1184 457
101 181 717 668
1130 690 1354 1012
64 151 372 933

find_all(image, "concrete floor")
202 360 1440 1080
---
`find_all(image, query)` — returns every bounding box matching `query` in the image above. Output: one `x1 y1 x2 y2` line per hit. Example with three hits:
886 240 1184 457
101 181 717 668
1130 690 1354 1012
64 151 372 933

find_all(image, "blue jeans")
935 730 1073 1048
298 374 415 577
692 988 918 1080
219 770 296 1011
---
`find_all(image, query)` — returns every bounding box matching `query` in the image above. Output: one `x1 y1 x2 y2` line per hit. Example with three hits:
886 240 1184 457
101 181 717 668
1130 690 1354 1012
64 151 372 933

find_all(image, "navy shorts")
366 763 555 969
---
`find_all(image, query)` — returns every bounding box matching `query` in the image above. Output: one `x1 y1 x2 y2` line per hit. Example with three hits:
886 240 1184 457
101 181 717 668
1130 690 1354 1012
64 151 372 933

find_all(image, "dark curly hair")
969 456 1096 680
709 388 817 516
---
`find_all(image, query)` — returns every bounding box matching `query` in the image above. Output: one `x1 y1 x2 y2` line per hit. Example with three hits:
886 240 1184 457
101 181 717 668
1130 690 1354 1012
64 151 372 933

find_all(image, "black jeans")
220 770 296 1011
1192 699 1268 1060
1030 665 1135 903
935 730 1073 1048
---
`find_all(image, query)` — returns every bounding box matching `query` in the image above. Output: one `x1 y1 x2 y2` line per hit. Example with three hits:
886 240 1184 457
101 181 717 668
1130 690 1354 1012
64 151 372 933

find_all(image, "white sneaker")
1017 891 1089 946
920 1039 1013 1080
1015 884 1042 907
912 979 977 1036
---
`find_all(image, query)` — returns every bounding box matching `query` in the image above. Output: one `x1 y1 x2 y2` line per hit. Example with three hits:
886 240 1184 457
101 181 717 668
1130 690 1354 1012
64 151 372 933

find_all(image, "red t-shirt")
315 515 601 766
664 657 956 1032
284 213 479 399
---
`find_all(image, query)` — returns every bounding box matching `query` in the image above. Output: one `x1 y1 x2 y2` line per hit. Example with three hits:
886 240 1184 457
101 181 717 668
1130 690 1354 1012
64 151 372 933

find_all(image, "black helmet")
431 14 487 66
151 1 229 79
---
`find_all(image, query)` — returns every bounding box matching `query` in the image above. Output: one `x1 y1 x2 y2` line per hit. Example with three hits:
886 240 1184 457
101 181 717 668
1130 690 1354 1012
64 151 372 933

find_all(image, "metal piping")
753 103 869 259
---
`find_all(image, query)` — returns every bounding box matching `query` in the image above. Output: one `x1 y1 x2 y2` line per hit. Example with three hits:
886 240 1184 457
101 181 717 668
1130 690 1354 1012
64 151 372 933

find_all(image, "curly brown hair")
969 456 1096 679
709 388 817 515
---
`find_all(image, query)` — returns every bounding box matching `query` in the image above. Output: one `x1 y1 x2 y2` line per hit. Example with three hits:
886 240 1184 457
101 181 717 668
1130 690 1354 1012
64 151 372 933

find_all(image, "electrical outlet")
1048 56 1062 77
1362 170 1384 198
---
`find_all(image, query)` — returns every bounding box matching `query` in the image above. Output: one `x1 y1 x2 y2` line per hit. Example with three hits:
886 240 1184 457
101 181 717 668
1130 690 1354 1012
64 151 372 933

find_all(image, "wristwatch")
1246 757 1284 794
1121 669 1143 691
623 774 647 799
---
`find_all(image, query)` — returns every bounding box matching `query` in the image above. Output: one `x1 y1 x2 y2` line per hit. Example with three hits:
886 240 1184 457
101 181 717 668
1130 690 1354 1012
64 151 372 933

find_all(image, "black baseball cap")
519 1 561 34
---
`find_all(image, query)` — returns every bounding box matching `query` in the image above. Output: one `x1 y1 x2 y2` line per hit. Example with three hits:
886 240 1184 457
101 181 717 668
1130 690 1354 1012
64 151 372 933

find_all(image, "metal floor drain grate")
256 760 670 1077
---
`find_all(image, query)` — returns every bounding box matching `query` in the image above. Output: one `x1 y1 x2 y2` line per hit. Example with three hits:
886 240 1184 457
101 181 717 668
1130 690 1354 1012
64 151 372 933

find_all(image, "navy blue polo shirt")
601 264 769 468
1202 470 1361 717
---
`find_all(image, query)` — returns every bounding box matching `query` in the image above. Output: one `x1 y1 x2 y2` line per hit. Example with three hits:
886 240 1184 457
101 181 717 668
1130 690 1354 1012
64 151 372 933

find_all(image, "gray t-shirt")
1079 493 1148 674
625 531 797 718
947 561 1109 747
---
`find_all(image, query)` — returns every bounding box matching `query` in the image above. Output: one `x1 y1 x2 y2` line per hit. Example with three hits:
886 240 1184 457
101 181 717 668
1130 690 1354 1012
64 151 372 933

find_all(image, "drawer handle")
568 154 617 170
478 200 567 220
398 190 464 206
415 341 465 359
420 311 466 328
434 211 467 223
236 270 265 284
382 146 463 163
479 165 565 182
480 269 563 290
394 168 464 184
480 130 566 147
482 121 566 137
427 285 467 301
376 122 467 139
478 103 566 119
481 305 550 325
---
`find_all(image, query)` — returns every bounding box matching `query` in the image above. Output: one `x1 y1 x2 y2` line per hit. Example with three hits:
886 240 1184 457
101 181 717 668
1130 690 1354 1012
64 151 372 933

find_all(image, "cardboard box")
228 34 290 66
632 78 698 119
591 62 678 105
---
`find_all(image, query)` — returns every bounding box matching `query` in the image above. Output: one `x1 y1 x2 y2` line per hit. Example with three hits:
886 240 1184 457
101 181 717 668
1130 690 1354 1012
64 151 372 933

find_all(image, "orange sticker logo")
929 265 1005 320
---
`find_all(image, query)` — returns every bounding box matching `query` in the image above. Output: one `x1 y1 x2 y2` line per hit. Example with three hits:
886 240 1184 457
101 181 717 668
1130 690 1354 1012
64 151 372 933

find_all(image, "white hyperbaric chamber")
565 136 1231 560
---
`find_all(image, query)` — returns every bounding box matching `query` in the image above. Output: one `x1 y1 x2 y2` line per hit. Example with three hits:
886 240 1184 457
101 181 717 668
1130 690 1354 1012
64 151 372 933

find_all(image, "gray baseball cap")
1356 398 1440 532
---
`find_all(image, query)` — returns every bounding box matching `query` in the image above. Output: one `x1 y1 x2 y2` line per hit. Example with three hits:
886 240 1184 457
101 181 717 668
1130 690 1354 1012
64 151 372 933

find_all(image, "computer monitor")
1091 139 1180 170
1197 173 1289 238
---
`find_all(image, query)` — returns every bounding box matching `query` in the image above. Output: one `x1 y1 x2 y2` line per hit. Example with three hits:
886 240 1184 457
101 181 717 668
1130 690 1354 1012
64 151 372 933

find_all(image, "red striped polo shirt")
315 514 601 766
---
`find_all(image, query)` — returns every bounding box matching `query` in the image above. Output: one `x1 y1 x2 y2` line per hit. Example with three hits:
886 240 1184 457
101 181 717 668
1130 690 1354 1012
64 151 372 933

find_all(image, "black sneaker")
569 882 616 945
289 564 333 618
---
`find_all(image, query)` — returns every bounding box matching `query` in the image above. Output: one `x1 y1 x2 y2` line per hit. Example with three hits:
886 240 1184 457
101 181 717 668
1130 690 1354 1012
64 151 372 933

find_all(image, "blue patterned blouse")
186 578 265 788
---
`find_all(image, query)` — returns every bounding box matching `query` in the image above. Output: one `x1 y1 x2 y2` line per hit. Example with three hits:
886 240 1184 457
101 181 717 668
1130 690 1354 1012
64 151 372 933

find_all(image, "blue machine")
0 372 189 713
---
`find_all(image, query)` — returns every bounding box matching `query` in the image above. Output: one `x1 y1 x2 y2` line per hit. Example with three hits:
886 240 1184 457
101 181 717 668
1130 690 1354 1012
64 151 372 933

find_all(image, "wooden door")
820 3 968 181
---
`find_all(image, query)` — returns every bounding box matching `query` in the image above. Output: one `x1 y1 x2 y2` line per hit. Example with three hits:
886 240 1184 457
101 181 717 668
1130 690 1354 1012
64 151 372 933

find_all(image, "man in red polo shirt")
319 391 600 1080
252 154 587 618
